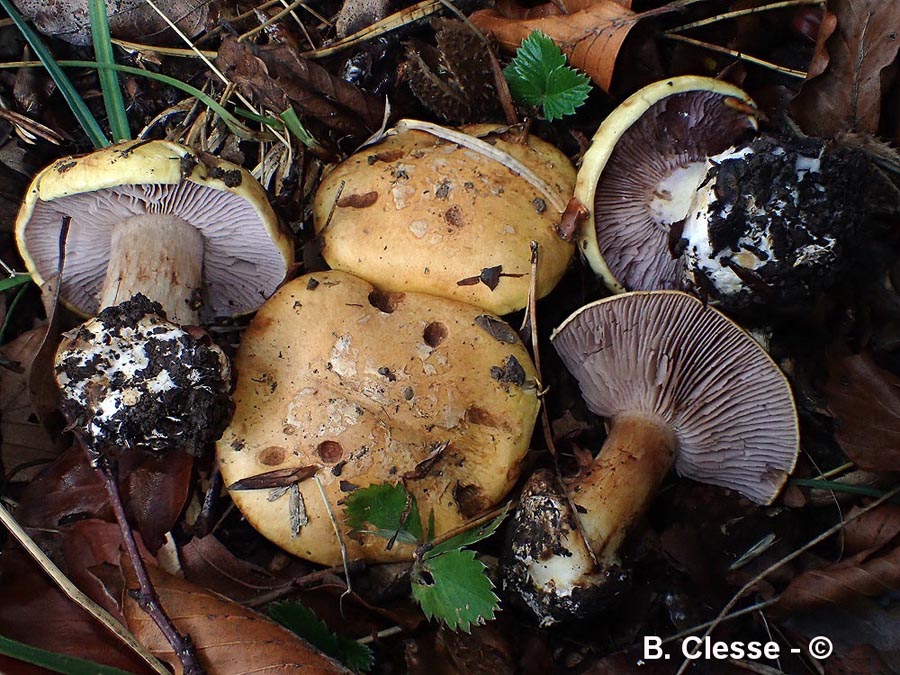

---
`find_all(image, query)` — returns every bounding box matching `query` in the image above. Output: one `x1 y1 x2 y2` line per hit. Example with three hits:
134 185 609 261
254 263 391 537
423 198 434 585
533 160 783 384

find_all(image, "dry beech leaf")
216 36 385 138
825 352 900 471
842 504 900 555
0 327 58 481
790 0 900 137
775 509 900 614
469 0 639 91
121 562 351 674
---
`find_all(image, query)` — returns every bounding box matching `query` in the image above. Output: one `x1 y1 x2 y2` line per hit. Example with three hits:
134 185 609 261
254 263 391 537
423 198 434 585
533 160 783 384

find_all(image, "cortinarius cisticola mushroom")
16 140 293 325
313 123 576 315
504 291 799 624
217 271 540 565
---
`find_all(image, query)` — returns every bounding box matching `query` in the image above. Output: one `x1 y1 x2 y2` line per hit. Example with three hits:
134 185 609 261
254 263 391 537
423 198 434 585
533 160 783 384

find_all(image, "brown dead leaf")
775 506 900 613
824 352 900 470
180 534 294 604
469 0 639 91
216 36 385 139
0 547 153 674
790 0 900 137
120 562 352 674
0 327 59 481
843 504 900 555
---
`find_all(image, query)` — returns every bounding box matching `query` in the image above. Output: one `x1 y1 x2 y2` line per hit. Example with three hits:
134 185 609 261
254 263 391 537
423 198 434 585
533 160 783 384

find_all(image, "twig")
95 452 206 675
0 501 170 675
661 33 807 79
313 474 353 606
238 0 306 42
665 0 824 34
673 483 900 675
357 626 404 644
523 241 557 457
660 597 781 645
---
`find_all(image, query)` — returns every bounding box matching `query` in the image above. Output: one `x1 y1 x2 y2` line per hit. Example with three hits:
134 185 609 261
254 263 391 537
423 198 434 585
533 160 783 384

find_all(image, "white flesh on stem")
569 412 677 564
99 215 204 324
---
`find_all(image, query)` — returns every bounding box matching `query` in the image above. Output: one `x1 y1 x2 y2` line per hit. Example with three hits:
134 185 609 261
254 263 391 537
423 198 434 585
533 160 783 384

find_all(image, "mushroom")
503 291 799 625
574 76 758 293
312 123 576 315
55 293 232 462
216 270 540 565
16 140 293 325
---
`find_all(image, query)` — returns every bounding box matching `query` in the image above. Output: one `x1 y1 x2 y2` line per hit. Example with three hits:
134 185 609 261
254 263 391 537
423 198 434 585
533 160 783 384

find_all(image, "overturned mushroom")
503 291 799 624
575 76 758 292
217 271 540 565
313 123 576 315
16 140 292 325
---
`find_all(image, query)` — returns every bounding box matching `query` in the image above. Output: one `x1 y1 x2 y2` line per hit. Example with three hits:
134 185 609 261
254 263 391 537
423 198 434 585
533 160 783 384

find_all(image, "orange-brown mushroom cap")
217 271 540 565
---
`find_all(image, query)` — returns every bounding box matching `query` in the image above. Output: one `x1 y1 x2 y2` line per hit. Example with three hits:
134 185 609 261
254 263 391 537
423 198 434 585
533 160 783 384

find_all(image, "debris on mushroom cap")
55 294 232 460
551 291 799 504
575 76 758 293
312 123 576 315
216 271 540 565
16 140 293 321
679 135 900 309
502 469 628 626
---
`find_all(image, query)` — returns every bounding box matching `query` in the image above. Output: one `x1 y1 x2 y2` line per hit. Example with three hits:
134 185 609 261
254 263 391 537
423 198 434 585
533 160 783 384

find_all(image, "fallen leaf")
790 0 900 137
180 535 295 604
0 547 153 674
216 36 385 139
824 352 900 470
0 327 59 481
120 562 352 674
469 0 640 92
843 504 900 554
775 508 900 613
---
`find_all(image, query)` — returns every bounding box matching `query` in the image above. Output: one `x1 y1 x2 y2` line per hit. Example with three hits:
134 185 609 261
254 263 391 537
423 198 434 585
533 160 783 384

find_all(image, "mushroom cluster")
504 291 799 624
313 122 577 315
216 271 540 564
575 76 899 309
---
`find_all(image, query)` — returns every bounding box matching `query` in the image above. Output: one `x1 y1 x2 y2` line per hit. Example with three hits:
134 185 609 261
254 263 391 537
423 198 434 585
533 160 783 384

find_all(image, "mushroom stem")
569 412 676 564
99 215 204 324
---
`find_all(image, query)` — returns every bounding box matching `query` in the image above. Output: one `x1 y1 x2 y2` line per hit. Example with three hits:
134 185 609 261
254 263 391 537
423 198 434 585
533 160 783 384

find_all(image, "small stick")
665 0 823 35
661 34 807 79
92 449 206 675
523 241 557 457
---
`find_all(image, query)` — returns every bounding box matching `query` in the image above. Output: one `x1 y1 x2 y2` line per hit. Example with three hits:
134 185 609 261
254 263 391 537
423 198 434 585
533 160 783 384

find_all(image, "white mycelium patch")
681 144 834 301
57 313 193 446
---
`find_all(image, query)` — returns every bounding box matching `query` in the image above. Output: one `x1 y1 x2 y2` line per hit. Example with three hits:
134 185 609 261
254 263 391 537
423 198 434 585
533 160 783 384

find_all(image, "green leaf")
411 549 499 632
503 31 591 121
268 602 373 671
426 508 508 558
343 482 422 545
88 0 130 142
0 0 109 148
0 634 134 674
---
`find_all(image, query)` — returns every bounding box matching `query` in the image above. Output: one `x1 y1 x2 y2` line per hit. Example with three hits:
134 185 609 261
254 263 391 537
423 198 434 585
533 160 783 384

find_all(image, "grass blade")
0 274 31 293
0 634 135 675
88 0 130 142
0 0 109 148
790 478 900 503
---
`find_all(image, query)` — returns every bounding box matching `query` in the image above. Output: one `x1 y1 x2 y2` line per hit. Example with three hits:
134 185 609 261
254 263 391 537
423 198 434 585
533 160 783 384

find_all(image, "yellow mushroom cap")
312 124 576 315
216 271 540 565
16 140 293 320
